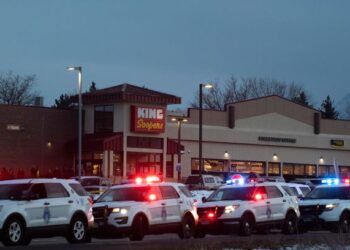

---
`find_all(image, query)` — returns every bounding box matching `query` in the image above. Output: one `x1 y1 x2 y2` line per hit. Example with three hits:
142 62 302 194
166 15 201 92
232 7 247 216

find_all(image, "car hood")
197 200 243 208
93 201 141 208
299 199 340 206
0 200 22 206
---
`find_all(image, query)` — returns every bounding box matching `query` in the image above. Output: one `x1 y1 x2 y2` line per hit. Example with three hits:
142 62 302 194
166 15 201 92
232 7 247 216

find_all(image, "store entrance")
127 152 163 178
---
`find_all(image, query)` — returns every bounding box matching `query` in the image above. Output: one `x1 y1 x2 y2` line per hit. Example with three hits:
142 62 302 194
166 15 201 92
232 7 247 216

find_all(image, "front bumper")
91 217 131 238
299 215 338 231
197 217 241 234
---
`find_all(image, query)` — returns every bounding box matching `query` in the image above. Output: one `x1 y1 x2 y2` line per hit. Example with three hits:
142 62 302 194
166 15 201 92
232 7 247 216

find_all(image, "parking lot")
3 231 350 250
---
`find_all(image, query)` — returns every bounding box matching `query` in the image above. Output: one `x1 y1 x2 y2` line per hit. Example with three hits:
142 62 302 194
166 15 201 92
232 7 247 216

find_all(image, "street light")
67 66 83 180
199 83 213 186
171 117 188 182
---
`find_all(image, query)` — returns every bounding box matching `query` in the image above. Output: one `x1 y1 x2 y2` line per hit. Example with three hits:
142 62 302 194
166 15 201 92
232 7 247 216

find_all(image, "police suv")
299 178 350 233
0 178 94 246
196 174 300 237
92 176 198 241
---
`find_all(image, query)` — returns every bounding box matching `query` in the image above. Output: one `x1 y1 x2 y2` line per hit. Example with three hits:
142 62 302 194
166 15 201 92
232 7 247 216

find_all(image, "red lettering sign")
130 106 166 133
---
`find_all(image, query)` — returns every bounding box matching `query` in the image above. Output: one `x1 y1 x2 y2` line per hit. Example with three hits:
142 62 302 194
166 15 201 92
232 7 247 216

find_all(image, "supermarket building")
1 83 350 182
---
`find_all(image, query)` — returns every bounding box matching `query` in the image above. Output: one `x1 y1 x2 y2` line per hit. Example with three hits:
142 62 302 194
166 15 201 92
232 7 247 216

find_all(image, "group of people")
0 166 64 180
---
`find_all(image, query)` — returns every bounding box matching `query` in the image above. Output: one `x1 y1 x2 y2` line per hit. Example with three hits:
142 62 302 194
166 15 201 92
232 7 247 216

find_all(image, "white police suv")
299 178 350 233
92 176 198 241
0 178 94 246
196 175 300 237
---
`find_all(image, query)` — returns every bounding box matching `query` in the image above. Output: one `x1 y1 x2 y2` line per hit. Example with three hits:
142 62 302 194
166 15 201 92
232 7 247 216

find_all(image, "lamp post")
171 117 187 182
199 83 213 186
67 66 83 180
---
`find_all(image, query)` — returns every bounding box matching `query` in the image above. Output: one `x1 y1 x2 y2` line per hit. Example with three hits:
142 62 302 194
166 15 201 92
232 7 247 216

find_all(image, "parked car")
71 176 112 187
286 183 311 198
92 176 198 241
196 181 300 237
0 178 93 246
185 174 224 190
84 185 109 200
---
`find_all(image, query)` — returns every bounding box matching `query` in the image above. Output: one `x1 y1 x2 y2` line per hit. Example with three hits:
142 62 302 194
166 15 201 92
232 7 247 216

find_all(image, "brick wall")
0 104 78 178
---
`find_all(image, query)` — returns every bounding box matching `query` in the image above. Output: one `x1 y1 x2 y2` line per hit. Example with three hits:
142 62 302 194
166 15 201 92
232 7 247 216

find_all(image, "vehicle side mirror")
202 197 207 203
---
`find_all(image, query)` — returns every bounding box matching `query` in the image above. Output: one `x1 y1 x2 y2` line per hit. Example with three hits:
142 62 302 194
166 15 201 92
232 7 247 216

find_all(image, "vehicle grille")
299 205 326 216
92 206 113 221
197 206 225 218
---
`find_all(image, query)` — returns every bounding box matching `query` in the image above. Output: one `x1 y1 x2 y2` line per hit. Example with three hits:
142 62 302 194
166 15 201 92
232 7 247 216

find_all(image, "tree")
321 95 339 119
0 71 38 105
52 93 75 109
291 91 312 107
89 81 97 92
191 76 312 111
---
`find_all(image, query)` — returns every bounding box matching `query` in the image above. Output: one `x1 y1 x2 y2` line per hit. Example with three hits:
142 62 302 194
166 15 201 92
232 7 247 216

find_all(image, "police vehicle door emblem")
161 206 167 221
43 207 50 223
266 206 272 219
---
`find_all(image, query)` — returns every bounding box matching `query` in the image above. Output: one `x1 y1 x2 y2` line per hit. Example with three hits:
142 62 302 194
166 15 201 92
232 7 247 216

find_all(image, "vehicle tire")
334 212 350 233
129 215 146 241
66 216 90 244
238 214 254 236
2 217 28 246
282 212 298 234
178 215 195 239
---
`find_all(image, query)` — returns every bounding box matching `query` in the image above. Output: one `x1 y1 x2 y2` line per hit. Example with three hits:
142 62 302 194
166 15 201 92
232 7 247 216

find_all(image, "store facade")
167 95 350 182
1 84 350 183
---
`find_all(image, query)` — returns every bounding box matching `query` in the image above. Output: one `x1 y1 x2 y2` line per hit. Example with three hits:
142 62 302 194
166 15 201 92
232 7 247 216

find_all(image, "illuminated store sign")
130 106 165 133
331 139 344 147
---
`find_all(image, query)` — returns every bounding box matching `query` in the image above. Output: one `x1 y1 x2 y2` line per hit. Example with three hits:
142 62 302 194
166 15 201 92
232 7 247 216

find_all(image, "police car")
196 174 300 237
0 178 94 246
299 178 350 233
92 176 198 241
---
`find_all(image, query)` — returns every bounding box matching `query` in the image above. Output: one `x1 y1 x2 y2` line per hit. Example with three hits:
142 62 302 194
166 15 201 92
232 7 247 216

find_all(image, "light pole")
199 83 213 186
171 117 187 182
67 66 83 180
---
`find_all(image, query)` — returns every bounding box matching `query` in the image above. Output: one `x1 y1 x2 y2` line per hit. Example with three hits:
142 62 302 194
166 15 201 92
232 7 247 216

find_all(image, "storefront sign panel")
130 105 165 133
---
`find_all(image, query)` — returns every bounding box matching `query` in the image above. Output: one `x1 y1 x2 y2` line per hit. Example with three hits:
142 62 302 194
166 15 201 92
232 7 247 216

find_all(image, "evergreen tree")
321 95 339 119
52 94 74 109
89 81 97 92
292 91 311 107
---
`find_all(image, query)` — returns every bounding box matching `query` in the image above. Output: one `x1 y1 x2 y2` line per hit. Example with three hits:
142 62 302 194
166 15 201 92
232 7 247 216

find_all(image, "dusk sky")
1 1 350 109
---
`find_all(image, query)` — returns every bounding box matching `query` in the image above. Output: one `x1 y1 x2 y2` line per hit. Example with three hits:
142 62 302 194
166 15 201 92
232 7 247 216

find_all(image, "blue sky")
1 0 350 108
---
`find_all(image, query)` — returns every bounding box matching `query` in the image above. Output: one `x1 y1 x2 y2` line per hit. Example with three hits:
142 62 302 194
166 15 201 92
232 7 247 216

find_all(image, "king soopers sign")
130 106 165 133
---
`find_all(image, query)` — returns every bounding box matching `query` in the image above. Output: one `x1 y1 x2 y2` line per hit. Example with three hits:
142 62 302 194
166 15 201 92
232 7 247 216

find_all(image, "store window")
95 105 113 133
191 159 225 174
166 154 174 178
306 165 316 177
340 166 350 177
318 165 336 177
126 152 163 178
268 162 280 176
283 163 316 177
230 161 266 175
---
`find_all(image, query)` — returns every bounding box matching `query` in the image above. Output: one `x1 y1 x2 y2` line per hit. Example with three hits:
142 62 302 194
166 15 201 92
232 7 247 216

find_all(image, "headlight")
112 207 128 215
325 203 338 211
224 205 240 214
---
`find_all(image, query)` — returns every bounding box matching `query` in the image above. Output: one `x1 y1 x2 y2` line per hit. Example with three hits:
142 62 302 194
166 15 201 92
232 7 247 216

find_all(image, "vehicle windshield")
305 186 350 200
206 187 255 201
0 184 31 200
96 186 150 202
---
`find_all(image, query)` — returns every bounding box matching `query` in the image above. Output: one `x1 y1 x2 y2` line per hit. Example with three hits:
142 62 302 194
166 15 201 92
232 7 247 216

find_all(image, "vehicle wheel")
238 214 254 236
129 215 146 241
283 212 298 234
2 217 28 246
336 213 350 233
66 216 90 244
178 215 195 239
